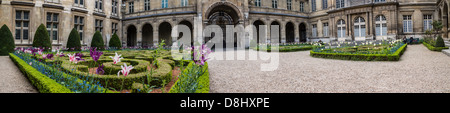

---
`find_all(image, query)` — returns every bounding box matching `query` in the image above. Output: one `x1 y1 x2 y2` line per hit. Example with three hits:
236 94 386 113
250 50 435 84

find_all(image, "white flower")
118 63 134 77
110 52 124 64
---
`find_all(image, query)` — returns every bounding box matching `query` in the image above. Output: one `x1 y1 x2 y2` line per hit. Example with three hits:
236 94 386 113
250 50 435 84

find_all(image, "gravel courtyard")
0 56 37 93
208 45 450 93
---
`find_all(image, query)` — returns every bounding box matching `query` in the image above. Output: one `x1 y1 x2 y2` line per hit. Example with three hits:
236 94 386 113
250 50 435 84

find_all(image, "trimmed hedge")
9 53 72 93
310 44 408 61
423 41 449 52
32 24 52 51
67 28 82 51
109 33 121 49
0 25 15 56
91 31 105 50
253 45 315 52
168 62 209 93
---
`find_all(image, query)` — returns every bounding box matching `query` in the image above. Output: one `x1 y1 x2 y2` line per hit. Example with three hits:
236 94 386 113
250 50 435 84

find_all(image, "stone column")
280 22 286 43
294 22 299 43
136 23 142 47
153 25 159 46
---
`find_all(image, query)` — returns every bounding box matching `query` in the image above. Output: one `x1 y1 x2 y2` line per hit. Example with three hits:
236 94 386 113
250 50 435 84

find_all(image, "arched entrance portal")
299 23 307 42
206 4 241 48
127 25 137 47
286 22 295 43
142 24 153 47
253 20 265 44
159 22 172 46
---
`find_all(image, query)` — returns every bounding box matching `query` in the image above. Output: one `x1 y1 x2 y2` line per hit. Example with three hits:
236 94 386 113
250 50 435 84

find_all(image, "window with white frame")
255 0 261 7
95 0 103 12
181 0 188 7
323 23 329 37
300 2 304 12
112 0 118 16
375 15 387 36
374 0 386 3
287 0 292 10
47 13 59 41
337 20 346 38
95 19 103 33
312 24 317 37
272 0 278 8
424 15 433 31
336 0 344 8
15 10 30 40
311 0 316 11
354 17 366 37
403 15 413 33
162 0 168 8
112 22 118 34
74 0 84 7
129 2 134 13
74 16 84 42
322 0 327 9
145 0 151 11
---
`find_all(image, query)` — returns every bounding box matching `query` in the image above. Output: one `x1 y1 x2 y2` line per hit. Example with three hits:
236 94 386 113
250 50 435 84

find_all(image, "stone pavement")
0 56 38 93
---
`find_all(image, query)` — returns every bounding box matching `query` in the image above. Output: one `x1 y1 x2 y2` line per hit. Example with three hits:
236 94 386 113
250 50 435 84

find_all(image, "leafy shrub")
423 41 449 52
66 28 82 51
435 36 445 47
310 44 408 61
109 33 121 49
32 24 51 51
0 24 15 56
91 31 105 50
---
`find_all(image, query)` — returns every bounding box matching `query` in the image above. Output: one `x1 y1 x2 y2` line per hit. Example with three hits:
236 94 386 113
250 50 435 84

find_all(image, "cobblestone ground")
0 56 38 93
208 45 450 93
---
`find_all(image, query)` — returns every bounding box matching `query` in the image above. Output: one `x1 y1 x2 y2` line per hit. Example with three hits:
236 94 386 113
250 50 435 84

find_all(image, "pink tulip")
117 63 133 77
109 52 123 64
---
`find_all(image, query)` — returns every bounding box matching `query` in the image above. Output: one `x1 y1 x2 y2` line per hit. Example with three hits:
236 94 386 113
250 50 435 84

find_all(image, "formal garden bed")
252 43 323 52
310 40 407 61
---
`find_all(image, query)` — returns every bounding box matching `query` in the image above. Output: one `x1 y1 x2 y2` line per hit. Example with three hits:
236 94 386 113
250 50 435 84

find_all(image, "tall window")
424 15 433 31
255 0 261 7
144 0 151 11
287 0 292 10
336 0 344 8
322 0 328 9
74 0 84 7
47 13 59 41
181 0 188 7
354 17 366 38
312 24 317 37
162 0 168 8
374 0 386 2
95 0 103 12
112 22 118 34
375 15 387 36
403 15 413 33
272 0 278 8
95 19 103 33
311 0 316 12
112 0 118 16
337 20 346 38
15 10 30 40
74 16 84 42
323 23 329 37
300 2 304 12
129 2 134 13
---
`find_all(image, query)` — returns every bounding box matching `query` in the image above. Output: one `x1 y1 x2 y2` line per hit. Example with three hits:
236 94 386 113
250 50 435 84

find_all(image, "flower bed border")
423 42 449 52
253 45 315 52
167 62 209 93
310 44 408 61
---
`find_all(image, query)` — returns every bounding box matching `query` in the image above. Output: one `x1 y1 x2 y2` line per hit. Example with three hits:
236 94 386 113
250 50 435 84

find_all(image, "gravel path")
0 56 38 93
208 45 450 93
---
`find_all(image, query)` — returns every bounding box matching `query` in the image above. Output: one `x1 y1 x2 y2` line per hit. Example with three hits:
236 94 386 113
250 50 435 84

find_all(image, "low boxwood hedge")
168 62 209 93
310 44 408 61
423 42 449 52
9 53 72 93
253 45 315 52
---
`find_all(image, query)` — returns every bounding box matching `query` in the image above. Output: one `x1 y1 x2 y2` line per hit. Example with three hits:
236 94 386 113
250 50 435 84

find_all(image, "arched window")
337 20 346 38
354 17 366 38
375 15 387 36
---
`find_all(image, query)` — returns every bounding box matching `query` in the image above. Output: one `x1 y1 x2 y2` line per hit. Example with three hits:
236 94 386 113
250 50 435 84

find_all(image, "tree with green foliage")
32 24 51 51
432 20 443 39
109 33 121 49
0 24 15 56
66 28 82 51
91 31 105 50
436 36 445 47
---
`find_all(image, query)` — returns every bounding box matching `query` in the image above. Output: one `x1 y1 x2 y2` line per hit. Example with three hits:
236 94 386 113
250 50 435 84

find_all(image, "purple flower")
90 48 103 62
191 44 211 66
75 52 85 62
96 64 105 75
46 53 54 59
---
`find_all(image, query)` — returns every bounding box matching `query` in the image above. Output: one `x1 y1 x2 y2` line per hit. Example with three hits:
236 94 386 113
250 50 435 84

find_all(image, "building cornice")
10 1 35 6
124 11 197 21
327 2 399 13
249 11 308 18
42 4 64 10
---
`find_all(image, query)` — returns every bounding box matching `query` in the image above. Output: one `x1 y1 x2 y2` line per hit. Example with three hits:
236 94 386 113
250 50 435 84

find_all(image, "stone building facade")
0 0 443 48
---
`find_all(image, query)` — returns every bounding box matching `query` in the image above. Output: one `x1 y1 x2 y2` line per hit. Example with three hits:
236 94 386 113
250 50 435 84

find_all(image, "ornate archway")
205 2 243 48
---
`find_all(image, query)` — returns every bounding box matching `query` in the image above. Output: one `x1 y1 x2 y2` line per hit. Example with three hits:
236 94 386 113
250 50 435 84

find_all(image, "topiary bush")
32 24 51 51
109 33 121 49
66 28 82 51
91 31 105 50
435 36 445 47
0 24 15 56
